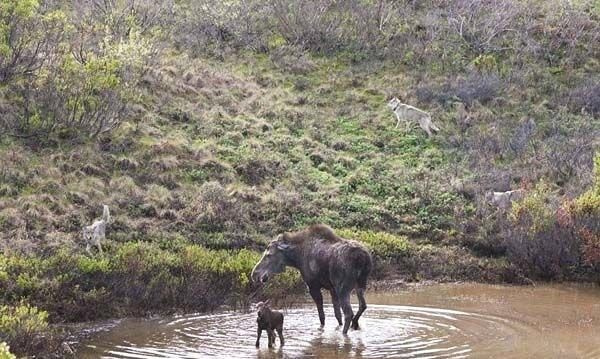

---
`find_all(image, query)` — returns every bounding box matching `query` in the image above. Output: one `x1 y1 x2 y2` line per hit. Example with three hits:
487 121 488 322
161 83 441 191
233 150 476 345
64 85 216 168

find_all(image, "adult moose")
251 224 372 334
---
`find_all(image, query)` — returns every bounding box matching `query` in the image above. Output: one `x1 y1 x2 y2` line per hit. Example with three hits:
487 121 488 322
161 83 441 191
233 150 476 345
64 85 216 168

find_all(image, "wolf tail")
102 205 111 223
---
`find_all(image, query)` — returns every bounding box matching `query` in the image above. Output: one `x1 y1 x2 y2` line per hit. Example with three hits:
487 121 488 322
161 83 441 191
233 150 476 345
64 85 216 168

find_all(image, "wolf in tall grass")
83 205 111 255
388 97 440 136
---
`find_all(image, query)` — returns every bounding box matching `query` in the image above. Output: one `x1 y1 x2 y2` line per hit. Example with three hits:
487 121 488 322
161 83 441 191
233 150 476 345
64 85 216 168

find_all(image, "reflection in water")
78 283 600 359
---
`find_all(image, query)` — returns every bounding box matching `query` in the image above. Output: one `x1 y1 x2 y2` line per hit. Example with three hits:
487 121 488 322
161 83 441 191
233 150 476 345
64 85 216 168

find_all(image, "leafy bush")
337 229 411 260
510 181 555 233
0 342 15 359
0 0 66 84
569 155 600 268
504 181 581 279
0 303 55 357
0 242 302 326
0 0 152 140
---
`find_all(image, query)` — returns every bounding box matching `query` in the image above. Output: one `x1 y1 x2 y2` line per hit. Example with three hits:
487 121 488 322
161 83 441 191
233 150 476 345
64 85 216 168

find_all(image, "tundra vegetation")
0 0 599 356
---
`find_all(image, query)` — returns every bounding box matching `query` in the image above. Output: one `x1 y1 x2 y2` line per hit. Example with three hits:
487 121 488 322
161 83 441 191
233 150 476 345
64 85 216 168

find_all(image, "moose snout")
251 268 269 283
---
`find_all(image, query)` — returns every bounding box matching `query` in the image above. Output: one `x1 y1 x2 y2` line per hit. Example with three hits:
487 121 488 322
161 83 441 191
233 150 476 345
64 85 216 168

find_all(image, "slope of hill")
0 0 599 356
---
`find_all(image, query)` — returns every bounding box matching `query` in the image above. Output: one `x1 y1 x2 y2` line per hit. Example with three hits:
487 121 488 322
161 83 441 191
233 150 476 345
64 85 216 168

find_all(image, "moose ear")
264 299 270 306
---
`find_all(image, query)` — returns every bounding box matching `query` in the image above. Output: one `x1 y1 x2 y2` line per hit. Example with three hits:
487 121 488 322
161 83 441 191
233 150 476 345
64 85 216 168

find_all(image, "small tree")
0 0 65 84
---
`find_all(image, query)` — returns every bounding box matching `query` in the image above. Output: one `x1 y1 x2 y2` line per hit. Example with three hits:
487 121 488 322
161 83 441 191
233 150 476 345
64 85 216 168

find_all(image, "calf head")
251 234 290 283
256 300 271 319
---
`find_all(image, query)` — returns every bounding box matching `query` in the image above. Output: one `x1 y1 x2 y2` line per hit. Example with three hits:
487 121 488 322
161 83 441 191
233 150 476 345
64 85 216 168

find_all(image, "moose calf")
255 300 284 348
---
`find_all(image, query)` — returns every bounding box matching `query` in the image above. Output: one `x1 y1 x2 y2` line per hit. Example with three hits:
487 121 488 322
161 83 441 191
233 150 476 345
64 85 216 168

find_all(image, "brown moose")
251 224 372 334
255 300 284 348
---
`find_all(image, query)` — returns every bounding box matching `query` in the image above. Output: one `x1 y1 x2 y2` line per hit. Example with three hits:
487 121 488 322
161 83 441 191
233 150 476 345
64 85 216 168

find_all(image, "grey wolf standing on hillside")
387 97 440 136
83 205 111 255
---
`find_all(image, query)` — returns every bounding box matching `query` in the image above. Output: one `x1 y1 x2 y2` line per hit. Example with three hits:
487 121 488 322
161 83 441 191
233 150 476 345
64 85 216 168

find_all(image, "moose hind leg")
277 326 284 346
330 289 343 326
352 287 367 330
339 292 354 335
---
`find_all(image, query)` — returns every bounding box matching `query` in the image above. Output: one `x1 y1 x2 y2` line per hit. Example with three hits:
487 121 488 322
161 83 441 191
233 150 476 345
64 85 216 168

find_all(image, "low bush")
0 242 302 324
0 342 15 359
417 72 503 107
338 228 411 260
0 303 55 358
566 78 600 118
338 228 412 278
503 181 579 279
569 155 600 270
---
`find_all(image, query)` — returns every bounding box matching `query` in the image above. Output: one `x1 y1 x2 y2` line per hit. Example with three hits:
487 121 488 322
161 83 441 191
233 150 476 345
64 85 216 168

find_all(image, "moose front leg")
309 286 325 326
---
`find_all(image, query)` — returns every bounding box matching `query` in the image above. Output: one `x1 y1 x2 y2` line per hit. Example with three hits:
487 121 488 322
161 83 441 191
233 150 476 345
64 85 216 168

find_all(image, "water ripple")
78 284 600 359
79 304 532 359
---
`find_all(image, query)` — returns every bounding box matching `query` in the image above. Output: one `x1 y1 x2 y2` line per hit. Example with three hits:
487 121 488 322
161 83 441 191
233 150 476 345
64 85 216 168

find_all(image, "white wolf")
387 97 440 137
83 205 111 255
487 189 525 210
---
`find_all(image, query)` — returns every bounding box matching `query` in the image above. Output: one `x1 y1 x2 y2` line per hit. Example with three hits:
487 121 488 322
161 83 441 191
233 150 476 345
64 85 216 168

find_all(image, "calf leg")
255 328 262 348
330 289 343 326
276 326 284 346
351 287 367 330
267 328 275 348
309 286 325 326
339 292 354 335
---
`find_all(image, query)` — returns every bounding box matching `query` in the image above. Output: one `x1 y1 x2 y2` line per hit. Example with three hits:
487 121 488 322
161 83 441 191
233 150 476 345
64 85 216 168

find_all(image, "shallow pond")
78 283 600 358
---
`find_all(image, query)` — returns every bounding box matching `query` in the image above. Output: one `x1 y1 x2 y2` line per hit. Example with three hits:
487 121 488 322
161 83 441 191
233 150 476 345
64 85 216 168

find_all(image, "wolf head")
387 97 401 110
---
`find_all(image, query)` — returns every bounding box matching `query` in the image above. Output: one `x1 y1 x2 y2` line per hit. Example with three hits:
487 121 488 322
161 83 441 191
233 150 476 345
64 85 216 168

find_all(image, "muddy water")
78 283 600 358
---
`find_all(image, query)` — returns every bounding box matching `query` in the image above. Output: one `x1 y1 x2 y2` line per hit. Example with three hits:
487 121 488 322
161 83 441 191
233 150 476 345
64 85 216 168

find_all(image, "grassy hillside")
0 0 599 356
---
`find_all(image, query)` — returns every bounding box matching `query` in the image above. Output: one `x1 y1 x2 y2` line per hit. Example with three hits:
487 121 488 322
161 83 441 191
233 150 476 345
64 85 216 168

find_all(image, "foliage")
0 243 302 323
570 155 600 267
0 303 53 357
337 228 411 260
0 342 15 359
510 181 555 234
0 0 65 84
0 0 152 139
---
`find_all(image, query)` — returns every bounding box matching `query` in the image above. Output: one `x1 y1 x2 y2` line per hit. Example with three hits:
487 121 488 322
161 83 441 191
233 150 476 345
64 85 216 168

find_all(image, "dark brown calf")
255 300 284 348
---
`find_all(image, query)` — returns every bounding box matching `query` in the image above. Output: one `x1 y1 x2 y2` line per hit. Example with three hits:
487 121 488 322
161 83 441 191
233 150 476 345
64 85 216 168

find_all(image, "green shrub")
570 155 600 267
510 181 555 233
0 342 15 359
337 229 411 260
0 303 50 357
